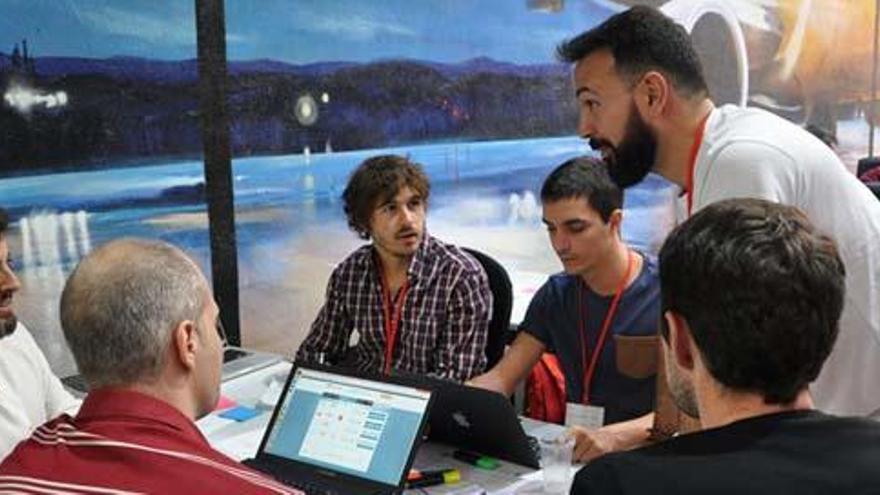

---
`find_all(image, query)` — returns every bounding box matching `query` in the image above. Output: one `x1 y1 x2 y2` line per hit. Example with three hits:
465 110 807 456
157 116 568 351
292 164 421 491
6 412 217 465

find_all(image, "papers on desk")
199 360 293 461
212 428 266 461
509 467 578 494
198 408 272 461
258 376 285 408
406 417 576 494
408 443 533 494
519 416 566 441
197 414 235 437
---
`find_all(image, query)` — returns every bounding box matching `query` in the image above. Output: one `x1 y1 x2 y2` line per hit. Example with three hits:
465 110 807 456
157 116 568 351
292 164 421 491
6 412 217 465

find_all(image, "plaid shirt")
297 234 492 382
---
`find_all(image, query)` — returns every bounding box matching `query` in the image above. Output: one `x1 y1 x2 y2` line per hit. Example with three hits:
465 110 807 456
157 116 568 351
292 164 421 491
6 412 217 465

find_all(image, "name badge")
565 402 605 429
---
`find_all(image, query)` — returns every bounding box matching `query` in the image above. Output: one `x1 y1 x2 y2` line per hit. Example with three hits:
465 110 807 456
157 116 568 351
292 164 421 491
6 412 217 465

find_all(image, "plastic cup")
539 435 574 494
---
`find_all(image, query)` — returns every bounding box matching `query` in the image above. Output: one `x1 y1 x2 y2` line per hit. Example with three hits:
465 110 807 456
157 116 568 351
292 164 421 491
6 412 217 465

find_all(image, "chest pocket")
614 334 658 379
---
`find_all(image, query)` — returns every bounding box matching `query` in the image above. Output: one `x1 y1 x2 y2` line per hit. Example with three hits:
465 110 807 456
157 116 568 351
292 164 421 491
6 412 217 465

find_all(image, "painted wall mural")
0 0 877 373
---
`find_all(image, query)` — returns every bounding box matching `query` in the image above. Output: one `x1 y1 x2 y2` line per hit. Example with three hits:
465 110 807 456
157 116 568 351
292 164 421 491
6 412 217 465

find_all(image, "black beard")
0 315 17 339
601 106 658 189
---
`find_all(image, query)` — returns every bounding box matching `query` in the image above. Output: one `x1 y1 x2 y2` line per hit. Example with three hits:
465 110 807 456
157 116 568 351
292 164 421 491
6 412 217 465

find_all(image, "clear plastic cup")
539 435 575 493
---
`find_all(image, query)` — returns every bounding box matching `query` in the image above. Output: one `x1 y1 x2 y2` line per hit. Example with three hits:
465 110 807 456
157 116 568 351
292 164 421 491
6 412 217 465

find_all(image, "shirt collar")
407 233 435 281
367 233 436 283
77 388 207 442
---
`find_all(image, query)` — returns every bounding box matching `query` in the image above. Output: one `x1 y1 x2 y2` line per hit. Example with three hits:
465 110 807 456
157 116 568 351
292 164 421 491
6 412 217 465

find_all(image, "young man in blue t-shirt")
470 157 659 462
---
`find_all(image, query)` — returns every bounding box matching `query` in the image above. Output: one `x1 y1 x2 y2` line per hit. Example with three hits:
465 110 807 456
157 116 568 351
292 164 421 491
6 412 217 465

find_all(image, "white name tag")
565 403 605 429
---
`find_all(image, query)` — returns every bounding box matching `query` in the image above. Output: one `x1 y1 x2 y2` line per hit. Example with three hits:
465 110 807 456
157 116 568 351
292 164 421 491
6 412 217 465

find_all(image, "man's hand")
567 426 620 463
566 413 655 463
466 332 546 396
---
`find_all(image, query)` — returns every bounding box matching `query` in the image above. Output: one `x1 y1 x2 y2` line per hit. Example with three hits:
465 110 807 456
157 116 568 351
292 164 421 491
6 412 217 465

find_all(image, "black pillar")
195 0 241 346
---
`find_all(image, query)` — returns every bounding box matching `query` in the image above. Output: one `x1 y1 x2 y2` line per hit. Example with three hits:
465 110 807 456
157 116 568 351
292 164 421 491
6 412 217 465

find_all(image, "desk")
198 360 292 460
200 362 574 494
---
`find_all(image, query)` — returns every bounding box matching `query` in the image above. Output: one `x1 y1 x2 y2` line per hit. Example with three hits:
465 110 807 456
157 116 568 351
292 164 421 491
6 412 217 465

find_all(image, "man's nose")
578 111 596 139
400 206 416 225
552 233 570 253
0 264 21 294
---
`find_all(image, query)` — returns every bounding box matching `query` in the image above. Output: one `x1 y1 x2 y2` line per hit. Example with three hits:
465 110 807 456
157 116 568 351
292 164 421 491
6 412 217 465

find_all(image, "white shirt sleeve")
36 346 82 418
0 324 80 460
695 140 796 210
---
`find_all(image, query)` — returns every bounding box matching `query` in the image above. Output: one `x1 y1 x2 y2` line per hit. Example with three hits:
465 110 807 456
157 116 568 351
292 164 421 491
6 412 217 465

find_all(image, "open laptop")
62 321 281 394
243 364 434 495
216 319 283 381
390 372 542 469
221 346 283 381
60 347 283 397
425 380 541 469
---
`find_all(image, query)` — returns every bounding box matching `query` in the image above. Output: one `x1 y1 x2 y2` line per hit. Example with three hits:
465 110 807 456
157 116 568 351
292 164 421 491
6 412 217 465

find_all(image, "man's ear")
635 71 670 120
664 310 695 371
172 320 199 371
608 208 624 235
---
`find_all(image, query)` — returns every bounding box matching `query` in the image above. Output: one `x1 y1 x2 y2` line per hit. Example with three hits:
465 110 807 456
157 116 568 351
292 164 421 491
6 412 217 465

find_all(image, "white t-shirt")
682 104 880 417
0 323 80 460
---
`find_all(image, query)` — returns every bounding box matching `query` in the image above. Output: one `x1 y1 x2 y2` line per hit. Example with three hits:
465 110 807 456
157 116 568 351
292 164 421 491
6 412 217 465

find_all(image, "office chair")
857 156 880 178
462 247 513 370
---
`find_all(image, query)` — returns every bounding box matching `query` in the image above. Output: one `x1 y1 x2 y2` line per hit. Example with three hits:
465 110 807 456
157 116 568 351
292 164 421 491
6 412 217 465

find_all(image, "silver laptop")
63 321 282 394
221 346 283 381
217 319 283 381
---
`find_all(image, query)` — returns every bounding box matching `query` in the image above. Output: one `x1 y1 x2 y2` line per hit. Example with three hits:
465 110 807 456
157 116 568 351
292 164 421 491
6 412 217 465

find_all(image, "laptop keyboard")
269 474 340 495
243 458 340 495
224 348 250 361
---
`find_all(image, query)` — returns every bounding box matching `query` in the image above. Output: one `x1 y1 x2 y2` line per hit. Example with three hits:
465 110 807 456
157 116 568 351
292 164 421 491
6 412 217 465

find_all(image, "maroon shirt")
0 389 300 494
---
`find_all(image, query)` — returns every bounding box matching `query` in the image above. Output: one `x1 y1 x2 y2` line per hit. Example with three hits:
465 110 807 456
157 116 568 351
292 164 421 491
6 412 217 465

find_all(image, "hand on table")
566 426 620 463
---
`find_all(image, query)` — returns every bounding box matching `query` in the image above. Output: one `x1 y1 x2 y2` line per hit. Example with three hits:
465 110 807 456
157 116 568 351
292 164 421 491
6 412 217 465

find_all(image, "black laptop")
427 383 540 469
243 363 434 495
389 371 540 469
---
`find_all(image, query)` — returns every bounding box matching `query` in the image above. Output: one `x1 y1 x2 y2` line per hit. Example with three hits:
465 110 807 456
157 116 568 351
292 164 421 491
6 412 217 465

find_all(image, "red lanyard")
684 112 712 217
379 267 409 375
578 250 635 404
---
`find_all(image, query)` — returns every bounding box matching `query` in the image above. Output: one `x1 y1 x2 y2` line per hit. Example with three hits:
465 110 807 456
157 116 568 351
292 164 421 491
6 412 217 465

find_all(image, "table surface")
199 360 575 494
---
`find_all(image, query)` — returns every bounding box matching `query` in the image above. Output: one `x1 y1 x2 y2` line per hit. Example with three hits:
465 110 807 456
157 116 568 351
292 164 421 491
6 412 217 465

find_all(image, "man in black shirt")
571 197 880 494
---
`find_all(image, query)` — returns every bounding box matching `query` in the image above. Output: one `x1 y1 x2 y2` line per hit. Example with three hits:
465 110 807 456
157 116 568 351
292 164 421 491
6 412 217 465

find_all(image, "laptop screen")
262 367 431 485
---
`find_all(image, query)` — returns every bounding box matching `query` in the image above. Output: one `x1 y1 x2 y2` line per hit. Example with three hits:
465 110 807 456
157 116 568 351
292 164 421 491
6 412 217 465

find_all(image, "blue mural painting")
1 0 875 371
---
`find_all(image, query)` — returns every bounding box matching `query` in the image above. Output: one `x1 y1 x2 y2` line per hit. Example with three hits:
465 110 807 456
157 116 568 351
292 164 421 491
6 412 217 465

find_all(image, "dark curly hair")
342 155 430 239
659 198 845 404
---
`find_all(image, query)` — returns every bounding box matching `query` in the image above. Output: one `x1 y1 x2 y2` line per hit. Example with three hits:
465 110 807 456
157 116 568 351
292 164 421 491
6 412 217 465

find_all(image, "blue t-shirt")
521 254 660 424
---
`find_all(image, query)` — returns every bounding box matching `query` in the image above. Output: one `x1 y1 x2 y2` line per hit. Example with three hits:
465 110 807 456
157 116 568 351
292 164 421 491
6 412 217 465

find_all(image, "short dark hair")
659 198 845 404
343 155 430 239
0 208 8 236
540 156 622 223
557 6 709 97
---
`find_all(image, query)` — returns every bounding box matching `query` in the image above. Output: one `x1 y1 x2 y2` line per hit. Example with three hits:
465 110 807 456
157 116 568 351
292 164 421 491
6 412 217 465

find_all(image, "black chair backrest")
462 247 513 370
857 156 880 178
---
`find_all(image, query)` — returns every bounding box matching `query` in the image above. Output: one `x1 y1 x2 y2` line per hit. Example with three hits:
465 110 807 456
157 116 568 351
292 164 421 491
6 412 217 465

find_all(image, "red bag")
525 352 566 424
